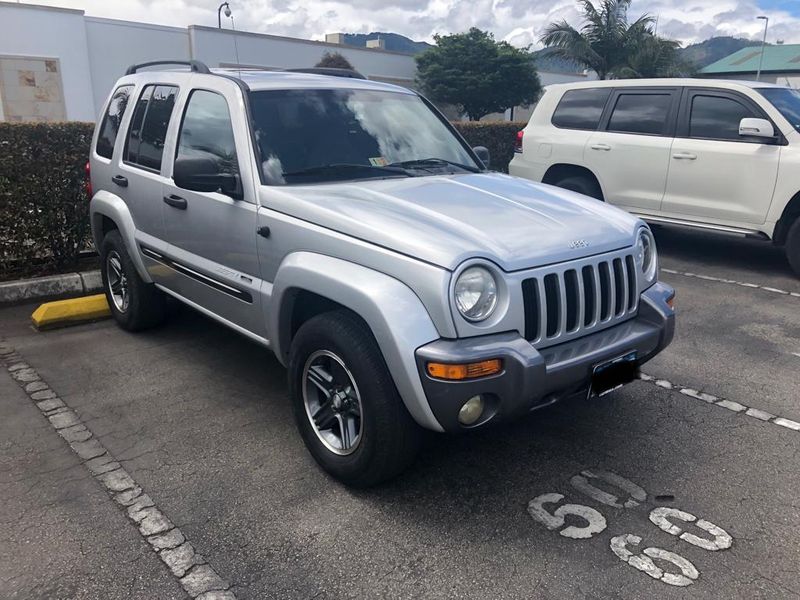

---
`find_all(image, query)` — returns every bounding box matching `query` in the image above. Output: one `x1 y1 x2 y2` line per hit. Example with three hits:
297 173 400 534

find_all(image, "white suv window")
607 93 673 136
689 94 754 141
551 88 611 130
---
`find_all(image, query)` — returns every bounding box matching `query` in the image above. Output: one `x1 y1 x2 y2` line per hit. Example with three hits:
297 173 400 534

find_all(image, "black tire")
99 230 167 331
786 217 800 277
288 310 422 487
554 175 604 201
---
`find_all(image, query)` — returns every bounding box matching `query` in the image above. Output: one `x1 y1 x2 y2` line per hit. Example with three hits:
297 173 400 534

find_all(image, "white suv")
509 78 800 276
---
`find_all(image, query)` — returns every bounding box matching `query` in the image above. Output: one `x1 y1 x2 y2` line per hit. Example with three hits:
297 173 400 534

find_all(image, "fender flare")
269 251 445 432
90 191 152 282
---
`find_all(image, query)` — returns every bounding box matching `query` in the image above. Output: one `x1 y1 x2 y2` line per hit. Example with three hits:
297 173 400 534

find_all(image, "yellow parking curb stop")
31 294 111 330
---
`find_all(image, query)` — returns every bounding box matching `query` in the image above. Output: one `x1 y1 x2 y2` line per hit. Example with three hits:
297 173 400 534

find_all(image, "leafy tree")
416 28 541 121
540 0 684 79
315 52 355 70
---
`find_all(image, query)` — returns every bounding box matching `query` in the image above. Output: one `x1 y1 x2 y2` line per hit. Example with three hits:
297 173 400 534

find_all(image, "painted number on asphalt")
610 534 699 587
570 469 647 508
527 492 607 539
649 507 733 551
527 469 733 589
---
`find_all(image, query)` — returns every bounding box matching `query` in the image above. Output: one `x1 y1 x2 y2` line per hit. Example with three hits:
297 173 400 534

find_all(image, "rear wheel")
288 310 422 487
786 217 800 277
554 175 603 201
100 230 166 331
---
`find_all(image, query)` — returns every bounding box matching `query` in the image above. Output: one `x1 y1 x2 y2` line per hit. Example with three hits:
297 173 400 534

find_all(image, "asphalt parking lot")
2 226 799 600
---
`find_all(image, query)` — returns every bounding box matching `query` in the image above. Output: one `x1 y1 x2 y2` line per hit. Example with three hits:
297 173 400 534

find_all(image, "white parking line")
660 268 800 298
639 372 800 433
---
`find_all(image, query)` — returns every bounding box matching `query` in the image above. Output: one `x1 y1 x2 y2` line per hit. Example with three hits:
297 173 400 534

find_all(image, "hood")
265 172 642 272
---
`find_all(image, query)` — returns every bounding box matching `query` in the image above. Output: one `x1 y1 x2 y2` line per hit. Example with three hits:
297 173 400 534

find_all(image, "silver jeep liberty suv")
89 60 675 487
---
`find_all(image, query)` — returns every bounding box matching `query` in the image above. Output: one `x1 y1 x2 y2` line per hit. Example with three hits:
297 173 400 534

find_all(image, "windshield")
757 87 800 133
248 88 480 185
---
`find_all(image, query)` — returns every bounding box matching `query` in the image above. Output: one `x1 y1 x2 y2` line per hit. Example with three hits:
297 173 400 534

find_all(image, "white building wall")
188 26 416 82
84 17 189 117
0 1 94 121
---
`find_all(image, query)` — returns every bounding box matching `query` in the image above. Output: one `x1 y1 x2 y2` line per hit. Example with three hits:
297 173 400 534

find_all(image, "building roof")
700 44 800 75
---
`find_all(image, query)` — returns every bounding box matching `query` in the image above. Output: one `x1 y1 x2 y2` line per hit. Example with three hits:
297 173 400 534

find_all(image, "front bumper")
415 282 675 432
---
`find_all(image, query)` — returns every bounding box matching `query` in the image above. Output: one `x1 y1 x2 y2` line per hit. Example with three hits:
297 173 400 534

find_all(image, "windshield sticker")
369 157 389 167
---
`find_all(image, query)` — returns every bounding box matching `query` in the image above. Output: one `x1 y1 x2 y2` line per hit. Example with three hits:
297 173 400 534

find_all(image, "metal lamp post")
756 15 769 82
217 2 231 28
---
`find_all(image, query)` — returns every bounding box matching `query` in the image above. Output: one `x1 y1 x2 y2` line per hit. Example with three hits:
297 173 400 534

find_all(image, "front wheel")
100 230 167 331
288 310 422 487
786 217 800 277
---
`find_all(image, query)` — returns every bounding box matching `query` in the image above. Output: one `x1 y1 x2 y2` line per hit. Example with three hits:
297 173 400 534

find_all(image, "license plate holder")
589 351 639 398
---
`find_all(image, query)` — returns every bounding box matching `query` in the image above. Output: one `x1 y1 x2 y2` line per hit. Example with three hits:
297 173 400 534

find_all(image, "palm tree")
540 0 668 79
618 35 695 78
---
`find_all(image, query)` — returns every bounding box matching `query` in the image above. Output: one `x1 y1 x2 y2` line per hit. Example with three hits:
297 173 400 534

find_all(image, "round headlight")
454 266 498 321
636 228 658 284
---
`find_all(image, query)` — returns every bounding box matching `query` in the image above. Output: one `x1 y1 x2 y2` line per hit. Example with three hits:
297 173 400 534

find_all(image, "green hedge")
0 122 95 279
0 119 525 280
452 121 526 172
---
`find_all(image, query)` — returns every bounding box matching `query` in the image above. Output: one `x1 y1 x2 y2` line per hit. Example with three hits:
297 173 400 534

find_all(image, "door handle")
112 175 128 187
163 194 188 210
590 143 611 151
257 225 271 239
672 152 697 160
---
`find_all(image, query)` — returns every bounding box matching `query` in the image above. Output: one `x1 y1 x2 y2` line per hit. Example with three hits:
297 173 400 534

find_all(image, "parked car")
89 61 675 487
509 78 800 276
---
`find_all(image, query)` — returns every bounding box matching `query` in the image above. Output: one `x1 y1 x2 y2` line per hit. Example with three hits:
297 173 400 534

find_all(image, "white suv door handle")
590 143 611 151
672 152 697 160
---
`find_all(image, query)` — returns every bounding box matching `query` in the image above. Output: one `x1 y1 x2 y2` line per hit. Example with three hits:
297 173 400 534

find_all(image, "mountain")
337 32 432 55
677 36 765 69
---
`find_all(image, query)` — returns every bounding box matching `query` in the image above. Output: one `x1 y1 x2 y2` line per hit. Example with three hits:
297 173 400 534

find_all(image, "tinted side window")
689 95 754 140
96 85 133 159
551 88 611 130
125 85 178 171
176 90 239 175
607 93 673 135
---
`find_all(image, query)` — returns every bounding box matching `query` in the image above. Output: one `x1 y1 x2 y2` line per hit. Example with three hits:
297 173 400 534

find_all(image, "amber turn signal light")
427 359 502 381
666 294 675 309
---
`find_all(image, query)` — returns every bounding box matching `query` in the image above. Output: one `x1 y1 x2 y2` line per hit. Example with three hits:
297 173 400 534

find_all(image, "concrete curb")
0 270 102 305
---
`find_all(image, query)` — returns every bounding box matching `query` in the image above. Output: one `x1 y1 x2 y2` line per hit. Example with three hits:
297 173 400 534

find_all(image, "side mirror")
173 156 242 199
472 146 491 170
739 117 775 140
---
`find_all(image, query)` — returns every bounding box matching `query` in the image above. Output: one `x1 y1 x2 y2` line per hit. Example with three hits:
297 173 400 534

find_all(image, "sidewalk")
0 366 185 600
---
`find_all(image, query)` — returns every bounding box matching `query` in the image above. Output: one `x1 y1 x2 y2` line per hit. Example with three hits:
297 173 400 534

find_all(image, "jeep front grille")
522 250 638 347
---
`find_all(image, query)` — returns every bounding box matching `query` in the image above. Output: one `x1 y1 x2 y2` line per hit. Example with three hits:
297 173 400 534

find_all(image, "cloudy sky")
23 0 800 48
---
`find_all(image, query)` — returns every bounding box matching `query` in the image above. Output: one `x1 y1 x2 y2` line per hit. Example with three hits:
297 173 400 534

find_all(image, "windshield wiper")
388 157 481 173
282 163 413 179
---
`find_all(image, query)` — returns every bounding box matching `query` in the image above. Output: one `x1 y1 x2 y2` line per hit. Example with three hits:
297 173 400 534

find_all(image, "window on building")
551 88 612 130
175 90 239 176
124 85 178 171
607 93 673 135
96 85 133 159
689 94 756 140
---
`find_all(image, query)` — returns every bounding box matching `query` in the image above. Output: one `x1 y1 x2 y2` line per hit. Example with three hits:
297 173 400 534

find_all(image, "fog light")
458 395 485 426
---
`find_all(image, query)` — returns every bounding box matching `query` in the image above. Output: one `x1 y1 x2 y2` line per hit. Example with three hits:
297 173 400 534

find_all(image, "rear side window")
96 85 133 159
607 93 673 135
689 95 755 140
551 88 611 130
176 90 239 175
124 85 178 171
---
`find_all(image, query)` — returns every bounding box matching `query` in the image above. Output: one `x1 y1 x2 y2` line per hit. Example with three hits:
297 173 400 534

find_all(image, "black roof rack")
125 60 211 76
283 67 366 80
